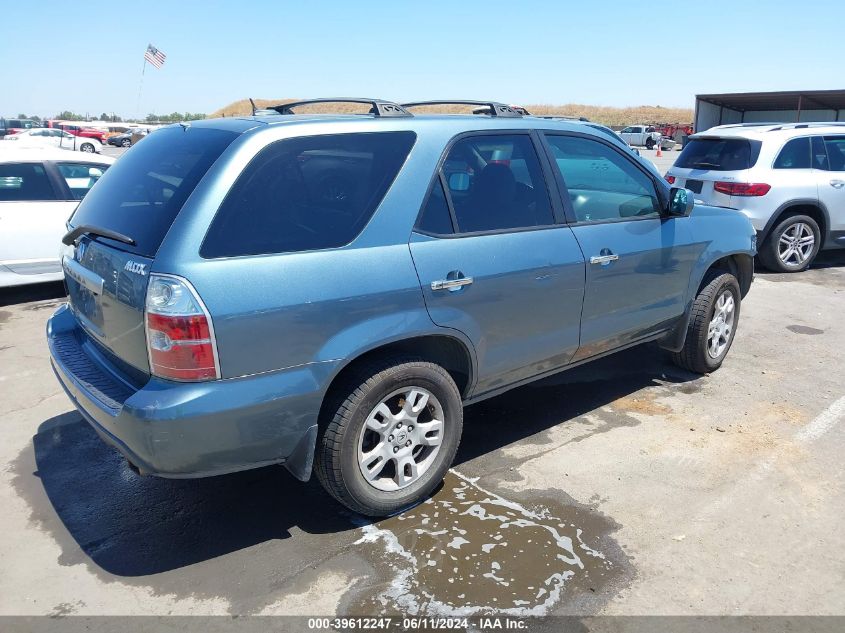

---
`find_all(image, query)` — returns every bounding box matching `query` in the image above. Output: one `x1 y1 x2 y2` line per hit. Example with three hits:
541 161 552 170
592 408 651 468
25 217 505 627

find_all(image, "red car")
45 121 107 143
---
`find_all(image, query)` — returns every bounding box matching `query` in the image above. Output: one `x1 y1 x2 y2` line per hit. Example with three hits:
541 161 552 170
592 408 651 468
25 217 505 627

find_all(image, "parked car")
0 118 42 138
107 129 148 147
618 125 674 150
56 124 108 144
3 128 100 153
0 147 113 287
665 122 845 272
47 98 755 516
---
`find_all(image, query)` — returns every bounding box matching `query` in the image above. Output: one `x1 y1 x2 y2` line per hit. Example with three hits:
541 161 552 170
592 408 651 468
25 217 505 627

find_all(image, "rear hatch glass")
69 126 237 257
64 126 237 375
675 137 762 171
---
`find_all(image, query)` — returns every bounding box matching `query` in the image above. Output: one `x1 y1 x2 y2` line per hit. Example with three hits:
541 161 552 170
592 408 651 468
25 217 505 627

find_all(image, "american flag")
144 44 166 69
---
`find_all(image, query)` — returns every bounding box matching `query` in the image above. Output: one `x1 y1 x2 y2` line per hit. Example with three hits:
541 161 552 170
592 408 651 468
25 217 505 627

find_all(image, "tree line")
13 111 206 123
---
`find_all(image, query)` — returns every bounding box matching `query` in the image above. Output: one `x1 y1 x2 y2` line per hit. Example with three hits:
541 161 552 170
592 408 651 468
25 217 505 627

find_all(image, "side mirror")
667 187 695 216
88 167 104 178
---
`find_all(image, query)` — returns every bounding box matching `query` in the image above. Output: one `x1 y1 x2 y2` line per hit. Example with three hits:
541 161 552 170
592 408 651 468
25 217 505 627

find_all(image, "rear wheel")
79 142 95 153
315 357 463 516
121 138 131 148
672 271 741 374
758 214 820 273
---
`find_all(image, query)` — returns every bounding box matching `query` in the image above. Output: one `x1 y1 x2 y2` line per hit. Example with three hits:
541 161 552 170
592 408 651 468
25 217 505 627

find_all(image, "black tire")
645 137 655 150
121 138 131 148
315 356 463 517
758 214 821 273
671 271 741 374
80 142 95 153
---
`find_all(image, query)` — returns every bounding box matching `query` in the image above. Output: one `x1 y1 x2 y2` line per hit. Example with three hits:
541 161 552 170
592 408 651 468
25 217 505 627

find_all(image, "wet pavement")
1 259 845 617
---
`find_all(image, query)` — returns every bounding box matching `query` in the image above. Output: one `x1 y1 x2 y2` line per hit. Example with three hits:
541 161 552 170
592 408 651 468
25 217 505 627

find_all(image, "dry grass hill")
210 98 693 127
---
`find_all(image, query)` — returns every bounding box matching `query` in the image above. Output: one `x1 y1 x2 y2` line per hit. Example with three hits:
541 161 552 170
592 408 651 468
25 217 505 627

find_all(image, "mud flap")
284 423 318 482
658 301 693 353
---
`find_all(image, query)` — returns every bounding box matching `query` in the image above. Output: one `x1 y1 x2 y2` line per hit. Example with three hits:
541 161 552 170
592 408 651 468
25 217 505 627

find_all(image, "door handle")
590 254 620 265
831 180 845 189
431 277 473 291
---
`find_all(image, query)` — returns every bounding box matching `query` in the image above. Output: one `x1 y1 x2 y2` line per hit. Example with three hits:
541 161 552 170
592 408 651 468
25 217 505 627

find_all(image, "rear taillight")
144 274 220 381
665 175 676 184
713 182 771 197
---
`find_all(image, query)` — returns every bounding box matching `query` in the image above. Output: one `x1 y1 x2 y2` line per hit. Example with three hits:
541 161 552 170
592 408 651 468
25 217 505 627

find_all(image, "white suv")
666 123 845 272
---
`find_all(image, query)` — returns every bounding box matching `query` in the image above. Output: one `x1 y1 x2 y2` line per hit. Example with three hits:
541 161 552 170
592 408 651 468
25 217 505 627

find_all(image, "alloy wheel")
778 222 815 267
357 387 444 491
707 290 735 359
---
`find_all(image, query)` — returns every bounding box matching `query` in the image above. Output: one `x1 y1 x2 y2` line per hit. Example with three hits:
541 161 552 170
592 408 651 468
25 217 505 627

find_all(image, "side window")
824 136 845 171
57 162 109 200
773 137 811 169
436 134 554 233
620 127 633 134
546 135 661 223
202 131 416 257
417 177 454 235
0 163 57 202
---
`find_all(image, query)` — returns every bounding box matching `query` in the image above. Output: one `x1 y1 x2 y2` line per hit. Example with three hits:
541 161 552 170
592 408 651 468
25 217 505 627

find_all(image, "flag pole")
136 54 148 120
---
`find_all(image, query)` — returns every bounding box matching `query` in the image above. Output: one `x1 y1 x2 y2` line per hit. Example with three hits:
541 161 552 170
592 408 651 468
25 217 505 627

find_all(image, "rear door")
63 126 237 374
814 135 845 242
409 132 586 395
543 132 701 359
0 160 74 275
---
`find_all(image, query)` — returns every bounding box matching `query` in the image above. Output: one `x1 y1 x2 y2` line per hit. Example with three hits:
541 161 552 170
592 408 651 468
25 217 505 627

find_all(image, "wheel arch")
659 251 753 353
760 200 829 244
318 333 477 423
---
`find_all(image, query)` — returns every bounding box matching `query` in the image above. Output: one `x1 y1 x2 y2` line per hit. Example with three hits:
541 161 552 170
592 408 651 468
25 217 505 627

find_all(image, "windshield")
676 137 762 171
69 126 237 256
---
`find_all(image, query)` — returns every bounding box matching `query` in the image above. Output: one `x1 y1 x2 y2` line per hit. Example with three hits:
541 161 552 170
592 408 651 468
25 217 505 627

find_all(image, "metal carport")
695 89 845 132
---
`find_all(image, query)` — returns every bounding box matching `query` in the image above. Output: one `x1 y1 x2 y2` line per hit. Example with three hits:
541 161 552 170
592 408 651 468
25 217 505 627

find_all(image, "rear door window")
676 138 762 171
427 134 554 234
201 131 416 257
69 126 237 256
0 163 57 201
773 137 811 169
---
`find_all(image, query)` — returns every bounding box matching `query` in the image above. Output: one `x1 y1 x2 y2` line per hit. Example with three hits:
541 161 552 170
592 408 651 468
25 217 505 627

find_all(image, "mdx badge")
124 261 147 276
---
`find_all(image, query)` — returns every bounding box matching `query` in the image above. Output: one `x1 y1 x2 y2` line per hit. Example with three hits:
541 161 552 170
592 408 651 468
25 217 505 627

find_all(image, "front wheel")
672 271 741 374
121 138 131 148
315 357 463 516
758 214 820 273
645 137 656 150
79 142 95 153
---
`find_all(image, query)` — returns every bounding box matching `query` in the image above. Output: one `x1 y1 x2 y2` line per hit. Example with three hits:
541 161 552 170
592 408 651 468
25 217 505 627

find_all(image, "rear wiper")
62 224 136 246
690 162 720 169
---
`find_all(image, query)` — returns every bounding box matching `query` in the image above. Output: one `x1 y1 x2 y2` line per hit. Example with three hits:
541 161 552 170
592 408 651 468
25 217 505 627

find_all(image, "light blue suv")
48 99 755 516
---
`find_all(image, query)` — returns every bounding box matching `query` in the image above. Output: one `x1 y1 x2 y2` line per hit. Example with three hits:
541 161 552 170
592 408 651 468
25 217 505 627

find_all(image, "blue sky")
2 0 842 118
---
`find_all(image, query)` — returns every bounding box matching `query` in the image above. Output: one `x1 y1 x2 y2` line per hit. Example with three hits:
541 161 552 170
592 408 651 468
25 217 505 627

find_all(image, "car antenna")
249 98 258 116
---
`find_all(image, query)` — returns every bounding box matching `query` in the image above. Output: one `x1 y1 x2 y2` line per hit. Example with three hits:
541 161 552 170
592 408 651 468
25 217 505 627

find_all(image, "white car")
0 147 114 287
3 128 101 153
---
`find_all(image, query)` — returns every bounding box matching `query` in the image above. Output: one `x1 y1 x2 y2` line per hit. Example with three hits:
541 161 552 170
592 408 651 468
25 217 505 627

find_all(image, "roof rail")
401 100 523 118
767 121 845 131
269 98 412 118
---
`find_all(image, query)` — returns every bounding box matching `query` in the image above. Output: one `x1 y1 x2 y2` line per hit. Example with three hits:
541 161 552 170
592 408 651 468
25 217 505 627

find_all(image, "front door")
543 132 702 359
409 133 586 395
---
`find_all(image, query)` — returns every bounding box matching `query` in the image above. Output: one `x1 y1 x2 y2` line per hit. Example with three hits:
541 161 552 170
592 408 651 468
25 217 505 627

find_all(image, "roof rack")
268 98 412 118
401 100 523 118
767 121 845 131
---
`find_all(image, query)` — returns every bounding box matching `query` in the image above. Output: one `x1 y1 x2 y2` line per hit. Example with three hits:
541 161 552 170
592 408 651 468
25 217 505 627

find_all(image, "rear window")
69 126 237 256
675 138 762 171
201 131 416 258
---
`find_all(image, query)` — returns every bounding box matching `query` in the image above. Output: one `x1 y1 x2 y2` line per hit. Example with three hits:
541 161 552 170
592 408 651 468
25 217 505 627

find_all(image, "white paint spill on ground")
354 470 612 616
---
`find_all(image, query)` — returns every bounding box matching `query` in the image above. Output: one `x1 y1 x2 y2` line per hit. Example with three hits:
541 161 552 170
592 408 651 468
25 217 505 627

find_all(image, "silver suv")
666 123 845 272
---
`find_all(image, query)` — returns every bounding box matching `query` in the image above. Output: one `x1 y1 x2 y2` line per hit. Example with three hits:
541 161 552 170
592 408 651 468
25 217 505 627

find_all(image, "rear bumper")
47 303 332 480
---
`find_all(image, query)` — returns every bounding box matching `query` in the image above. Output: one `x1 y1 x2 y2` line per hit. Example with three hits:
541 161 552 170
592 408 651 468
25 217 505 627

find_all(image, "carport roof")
696 89 845 112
